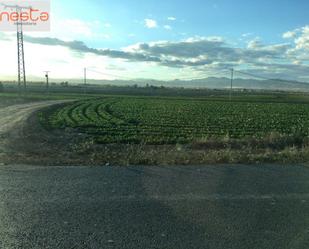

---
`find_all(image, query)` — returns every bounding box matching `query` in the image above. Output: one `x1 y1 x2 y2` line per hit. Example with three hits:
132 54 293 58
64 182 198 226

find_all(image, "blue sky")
0 0 308 82
52 0 309 47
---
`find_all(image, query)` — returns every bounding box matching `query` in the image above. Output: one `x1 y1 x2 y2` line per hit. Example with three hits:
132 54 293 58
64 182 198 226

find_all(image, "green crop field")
41 96 309 145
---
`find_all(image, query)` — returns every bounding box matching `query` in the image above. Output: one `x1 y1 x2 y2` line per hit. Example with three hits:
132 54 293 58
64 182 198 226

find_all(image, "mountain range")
3 76 309 92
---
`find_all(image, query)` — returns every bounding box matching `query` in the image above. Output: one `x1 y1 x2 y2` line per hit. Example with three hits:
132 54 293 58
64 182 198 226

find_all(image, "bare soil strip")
0 101 72 163
0 101 67 134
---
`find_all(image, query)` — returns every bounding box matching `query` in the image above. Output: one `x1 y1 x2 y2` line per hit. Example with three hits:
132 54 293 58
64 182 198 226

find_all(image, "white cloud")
247 38 262 49
164 25 172 30
283 30 297 39
144 19 158 29
295 26 309 50
167 17 176 21
284 26 309 62
57 19 94 37
39 19 112 41
104 23 112 28
2 25 309 82
242 33 253 38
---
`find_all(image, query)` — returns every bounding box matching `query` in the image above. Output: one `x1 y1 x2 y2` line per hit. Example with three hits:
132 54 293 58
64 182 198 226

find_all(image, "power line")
86 68 132 80
80 67 300 89
86 67 299 86
174 69 231 81
234 70 295 84
175 76 209 81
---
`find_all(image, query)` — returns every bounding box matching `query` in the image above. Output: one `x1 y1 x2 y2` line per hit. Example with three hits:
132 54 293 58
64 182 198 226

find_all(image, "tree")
0 82 4 92
60 81 69 87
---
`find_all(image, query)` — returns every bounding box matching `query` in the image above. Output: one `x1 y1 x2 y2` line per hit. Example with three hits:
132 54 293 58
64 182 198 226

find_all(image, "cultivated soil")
0 100 309 166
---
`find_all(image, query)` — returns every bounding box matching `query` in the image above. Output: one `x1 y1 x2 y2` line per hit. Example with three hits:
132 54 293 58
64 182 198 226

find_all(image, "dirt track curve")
0 101 67 134
0 100 70 159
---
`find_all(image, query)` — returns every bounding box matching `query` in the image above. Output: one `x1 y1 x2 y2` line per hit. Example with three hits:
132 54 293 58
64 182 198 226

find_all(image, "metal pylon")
17 20 26 91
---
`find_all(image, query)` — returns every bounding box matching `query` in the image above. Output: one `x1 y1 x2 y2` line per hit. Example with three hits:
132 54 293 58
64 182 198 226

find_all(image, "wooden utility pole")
44 71 50 94
230 68 234 101
84 67 87 94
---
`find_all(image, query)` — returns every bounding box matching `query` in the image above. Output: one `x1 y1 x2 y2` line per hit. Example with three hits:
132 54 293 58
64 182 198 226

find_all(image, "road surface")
0 164 309 249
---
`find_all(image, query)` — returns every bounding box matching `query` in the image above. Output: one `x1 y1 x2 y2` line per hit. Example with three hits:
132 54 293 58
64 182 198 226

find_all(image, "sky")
0 0 308 83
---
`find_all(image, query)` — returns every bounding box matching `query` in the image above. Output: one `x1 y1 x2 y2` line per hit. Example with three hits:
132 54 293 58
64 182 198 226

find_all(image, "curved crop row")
45 97 309 144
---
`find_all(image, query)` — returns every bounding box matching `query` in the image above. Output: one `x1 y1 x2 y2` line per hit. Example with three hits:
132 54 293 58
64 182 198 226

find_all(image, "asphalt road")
0 164 309 249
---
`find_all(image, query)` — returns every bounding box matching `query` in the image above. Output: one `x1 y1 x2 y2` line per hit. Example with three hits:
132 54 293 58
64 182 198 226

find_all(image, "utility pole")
3 4 31 93
44 71 50 94
230 68 234 101
84 67 87 94
17 15 26 93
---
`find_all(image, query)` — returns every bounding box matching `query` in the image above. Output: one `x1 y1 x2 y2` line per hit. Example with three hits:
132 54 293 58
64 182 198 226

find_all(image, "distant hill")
3 76 309 92
182 77 309 91
125 77 309 92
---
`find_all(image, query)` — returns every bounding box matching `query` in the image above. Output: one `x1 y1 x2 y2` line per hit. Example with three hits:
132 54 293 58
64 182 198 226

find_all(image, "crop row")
47 97 309 144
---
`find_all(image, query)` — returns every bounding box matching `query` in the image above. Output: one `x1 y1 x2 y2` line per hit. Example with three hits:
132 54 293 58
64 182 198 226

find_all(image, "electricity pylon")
3 3 32 92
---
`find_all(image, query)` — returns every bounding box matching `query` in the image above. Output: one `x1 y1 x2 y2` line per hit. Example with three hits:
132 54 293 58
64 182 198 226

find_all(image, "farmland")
42 96 309 145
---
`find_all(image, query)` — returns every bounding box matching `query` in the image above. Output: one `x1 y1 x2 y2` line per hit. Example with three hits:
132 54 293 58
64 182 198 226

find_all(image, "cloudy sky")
0 0 308 82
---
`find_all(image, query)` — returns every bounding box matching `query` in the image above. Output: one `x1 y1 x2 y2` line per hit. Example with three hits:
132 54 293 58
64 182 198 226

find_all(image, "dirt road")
0 100 71 163
0 101 67 134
